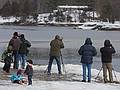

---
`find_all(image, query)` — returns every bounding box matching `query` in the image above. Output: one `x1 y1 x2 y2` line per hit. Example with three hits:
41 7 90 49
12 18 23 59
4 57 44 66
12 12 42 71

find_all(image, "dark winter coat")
4 55 12 65
24 64 33 76
3 55 12 71
78 38 97 64
49 38 64 56
9 36 21 51
19 38 31 54
100 40 116 63
2 49 13 73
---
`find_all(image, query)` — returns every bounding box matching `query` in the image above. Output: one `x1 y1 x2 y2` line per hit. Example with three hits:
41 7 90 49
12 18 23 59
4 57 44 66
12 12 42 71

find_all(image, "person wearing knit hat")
2 45 13 73
10 69 26 84
47 35 64 75
17 69 23 75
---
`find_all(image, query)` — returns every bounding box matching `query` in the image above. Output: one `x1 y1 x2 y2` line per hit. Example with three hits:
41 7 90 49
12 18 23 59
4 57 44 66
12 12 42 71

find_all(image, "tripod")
95 66 119 83
95 67 103 81
60 53 67 75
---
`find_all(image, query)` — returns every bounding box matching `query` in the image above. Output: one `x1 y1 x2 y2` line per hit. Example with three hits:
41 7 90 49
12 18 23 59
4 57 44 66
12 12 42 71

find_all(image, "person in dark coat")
9 32 21 69
2 45 13 73
78 38 97 82
24 60 33 85
19 34 31 69
47 35 64 75
100 40 116 83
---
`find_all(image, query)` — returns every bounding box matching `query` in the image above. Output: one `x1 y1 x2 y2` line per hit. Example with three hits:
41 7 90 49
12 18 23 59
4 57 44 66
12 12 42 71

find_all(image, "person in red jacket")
24 60 33 85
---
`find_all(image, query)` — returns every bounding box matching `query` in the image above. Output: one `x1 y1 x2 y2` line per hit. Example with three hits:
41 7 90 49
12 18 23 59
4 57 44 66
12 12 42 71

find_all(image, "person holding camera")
100 40 116 83
47 35 64 75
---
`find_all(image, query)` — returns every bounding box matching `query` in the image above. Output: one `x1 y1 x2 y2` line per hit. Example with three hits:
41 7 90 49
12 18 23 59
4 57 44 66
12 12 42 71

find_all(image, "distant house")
56 5 96 22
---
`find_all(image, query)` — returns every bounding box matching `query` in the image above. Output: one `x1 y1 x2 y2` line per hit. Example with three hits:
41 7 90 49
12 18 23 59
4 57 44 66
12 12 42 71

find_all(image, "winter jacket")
10 74 23 82
49 38 64 56
24 64 33 76
19 38 31 54
9 36 21 51
78 38 97 64
100 40 116 63
4 55 12 65
1 49 13 63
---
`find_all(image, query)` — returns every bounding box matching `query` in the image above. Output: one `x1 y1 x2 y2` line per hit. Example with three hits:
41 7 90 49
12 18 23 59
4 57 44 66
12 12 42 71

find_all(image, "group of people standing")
8 32 31 69
78 38 115 83
2 32 33 85
1 33 116 84
48 35 116 83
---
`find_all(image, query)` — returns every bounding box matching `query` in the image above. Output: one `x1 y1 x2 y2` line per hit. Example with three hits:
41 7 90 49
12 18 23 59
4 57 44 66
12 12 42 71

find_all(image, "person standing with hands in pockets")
78 38 97 82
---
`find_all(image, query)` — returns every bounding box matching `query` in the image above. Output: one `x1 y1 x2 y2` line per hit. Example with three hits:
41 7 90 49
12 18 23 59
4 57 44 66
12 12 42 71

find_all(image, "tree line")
0 0 120 23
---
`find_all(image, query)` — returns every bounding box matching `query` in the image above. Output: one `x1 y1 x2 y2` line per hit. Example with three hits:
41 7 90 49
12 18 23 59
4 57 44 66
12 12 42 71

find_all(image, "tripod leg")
112 68 118 82
95 67 102 80
61 54 66 73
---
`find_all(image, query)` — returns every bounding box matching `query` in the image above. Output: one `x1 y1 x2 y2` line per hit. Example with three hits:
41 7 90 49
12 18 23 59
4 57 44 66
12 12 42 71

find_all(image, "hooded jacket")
78 38 97 64
100 40 116 63
19 35 31 54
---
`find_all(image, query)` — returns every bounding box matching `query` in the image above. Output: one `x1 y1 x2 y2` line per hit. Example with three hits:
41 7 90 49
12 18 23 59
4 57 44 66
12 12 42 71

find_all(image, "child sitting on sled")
10 69 27 85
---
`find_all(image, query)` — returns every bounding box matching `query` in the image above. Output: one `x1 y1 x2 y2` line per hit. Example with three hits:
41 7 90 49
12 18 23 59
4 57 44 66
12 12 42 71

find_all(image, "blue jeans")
82 63 92 81
13 51 19 69
19 54 26 69
28 75 32 85
48 56 61 74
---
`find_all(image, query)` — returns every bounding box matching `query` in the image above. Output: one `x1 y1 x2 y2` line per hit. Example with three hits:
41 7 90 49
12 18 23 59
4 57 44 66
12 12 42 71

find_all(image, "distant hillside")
0 0 20 9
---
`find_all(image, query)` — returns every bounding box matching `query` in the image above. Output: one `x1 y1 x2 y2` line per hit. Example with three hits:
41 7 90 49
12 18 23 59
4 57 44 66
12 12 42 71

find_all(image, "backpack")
19 40 31 54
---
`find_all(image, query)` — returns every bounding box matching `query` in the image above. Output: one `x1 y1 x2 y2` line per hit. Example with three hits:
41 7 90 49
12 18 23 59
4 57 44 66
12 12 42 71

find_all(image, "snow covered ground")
0 62 120 90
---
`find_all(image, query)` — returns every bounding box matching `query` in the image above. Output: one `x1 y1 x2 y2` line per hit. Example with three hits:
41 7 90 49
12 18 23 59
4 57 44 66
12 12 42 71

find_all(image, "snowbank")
0 16 17 24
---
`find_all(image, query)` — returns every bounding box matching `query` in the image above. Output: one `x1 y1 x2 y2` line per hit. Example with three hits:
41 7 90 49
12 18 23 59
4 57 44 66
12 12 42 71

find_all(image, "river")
0 25 120 72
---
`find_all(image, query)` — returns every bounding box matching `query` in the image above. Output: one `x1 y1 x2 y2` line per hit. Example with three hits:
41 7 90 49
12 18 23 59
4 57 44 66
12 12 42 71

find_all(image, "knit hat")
27 60 33 64
17 69 22 75
55 35 60 39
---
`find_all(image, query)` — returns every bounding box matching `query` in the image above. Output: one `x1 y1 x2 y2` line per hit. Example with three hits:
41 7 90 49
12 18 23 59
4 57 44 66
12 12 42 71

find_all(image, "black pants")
3 63 11 73
28 75 32 85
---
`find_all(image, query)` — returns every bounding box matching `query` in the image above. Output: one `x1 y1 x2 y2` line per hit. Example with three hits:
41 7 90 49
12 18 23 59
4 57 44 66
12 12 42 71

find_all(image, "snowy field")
0 62 120 90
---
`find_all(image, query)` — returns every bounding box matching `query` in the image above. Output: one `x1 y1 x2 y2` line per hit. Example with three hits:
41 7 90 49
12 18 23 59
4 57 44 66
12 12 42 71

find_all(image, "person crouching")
2 46 13 73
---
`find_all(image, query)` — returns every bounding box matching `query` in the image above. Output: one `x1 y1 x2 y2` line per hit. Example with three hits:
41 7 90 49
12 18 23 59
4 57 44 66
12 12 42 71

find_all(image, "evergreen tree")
11 2 20 17
19 0 34 23
96 0 113 22
0 0 12 17
46 0 61 12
